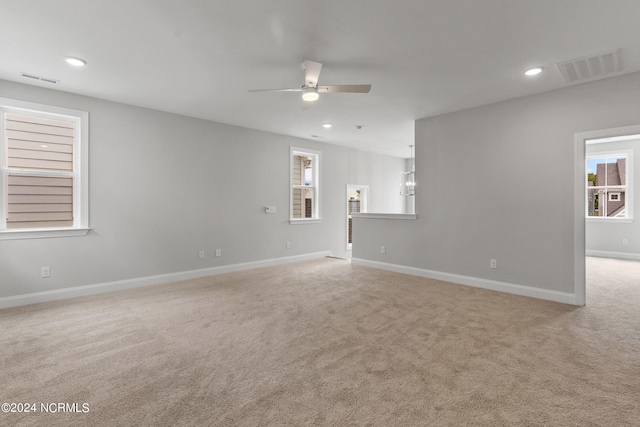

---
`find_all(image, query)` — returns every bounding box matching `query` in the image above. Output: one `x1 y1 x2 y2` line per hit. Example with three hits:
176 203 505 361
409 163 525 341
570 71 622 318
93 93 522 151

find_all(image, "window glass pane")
292 188 303 218
304 166 312 185
292 188 314 218
292 155 303 186
602 189 625 217
6 174 73 228
587 187 598 217
6 113 74 172
586 155 627 218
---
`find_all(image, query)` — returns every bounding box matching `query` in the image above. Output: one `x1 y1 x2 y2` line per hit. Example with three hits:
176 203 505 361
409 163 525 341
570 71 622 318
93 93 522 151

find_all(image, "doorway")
575 124 640 306
346 185 369 251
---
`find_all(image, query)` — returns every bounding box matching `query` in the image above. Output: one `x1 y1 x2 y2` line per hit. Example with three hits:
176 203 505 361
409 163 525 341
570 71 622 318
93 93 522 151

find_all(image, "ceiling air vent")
556 49 620 84
20 72 59 84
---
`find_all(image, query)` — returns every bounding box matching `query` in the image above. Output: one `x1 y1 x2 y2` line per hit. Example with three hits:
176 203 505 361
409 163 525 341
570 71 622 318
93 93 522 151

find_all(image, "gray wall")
586 138 640 257
354 71 640 296
0 79 405 299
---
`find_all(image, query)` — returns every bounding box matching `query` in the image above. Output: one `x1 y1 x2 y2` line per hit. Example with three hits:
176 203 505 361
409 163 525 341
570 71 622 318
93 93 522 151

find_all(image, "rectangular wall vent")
556 49 620 84
19 72 59 84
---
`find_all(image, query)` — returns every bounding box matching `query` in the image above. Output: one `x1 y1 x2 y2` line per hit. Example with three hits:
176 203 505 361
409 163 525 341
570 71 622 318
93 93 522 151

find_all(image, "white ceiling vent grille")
20 72 59 84
556 49 620 84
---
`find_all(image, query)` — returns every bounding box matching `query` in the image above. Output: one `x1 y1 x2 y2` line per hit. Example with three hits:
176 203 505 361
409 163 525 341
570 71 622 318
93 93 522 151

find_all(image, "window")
290 147 320 223
586 153 629 219
0 98 89 239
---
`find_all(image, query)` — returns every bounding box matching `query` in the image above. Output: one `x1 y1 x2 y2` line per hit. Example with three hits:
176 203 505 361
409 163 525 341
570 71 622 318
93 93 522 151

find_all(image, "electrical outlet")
380 246 386 254
199 250 205 259
41 266 50 278
215 249 221 257
490 259 497 269
623 238 629 245
286 241 291 249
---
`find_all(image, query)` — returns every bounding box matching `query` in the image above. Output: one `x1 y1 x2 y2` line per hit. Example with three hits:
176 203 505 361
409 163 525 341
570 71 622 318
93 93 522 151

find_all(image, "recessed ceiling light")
524 66 544 77
323 123 332 129
65 57 86 67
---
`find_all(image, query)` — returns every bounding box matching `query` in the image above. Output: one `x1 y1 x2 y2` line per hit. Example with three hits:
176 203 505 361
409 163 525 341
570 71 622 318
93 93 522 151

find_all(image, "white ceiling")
1 0 640 158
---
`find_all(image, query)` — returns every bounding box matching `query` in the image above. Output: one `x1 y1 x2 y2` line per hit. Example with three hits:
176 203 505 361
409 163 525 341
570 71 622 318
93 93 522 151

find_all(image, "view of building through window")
290 148 320 220
587 155 627 218
1 109 80 230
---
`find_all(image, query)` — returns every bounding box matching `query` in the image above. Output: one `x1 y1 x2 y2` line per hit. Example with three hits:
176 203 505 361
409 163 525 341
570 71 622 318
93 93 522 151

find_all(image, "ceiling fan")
248 60 371 102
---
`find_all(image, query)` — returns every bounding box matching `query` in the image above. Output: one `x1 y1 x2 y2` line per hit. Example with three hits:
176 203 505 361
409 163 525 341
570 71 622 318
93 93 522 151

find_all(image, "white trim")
0 109 6 229
574 132 586 306
0 251 332 310
77 110 90 229
586 250 640 261
352 258 577 305
586 217 632 224
289 219 322 225
586 134 640 145
577 124 640 143
0 227 90 240
351 213 417 220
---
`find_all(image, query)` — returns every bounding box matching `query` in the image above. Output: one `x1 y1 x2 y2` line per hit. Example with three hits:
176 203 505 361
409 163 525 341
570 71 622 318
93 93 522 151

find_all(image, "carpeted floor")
1 256 639 426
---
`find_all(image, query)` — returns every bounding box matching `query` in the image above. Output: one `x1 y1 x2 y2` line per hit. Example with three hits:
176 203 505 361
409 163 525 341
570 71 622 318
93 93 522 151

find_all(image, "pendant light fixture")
400 145 415 196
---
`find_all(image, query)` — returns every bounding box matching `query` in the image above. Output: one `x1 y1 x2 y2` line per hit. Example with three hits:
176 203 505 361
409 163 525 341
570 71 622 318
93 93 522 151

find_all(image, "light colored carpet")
1 256 639 426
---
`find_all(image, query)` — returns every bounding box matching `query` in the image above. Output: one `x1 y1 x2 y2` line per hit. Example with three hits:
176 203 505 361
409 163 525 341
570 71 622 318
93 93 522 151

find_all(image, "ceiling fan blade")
248 88 302 93
304 60 322 87
318 84 372 93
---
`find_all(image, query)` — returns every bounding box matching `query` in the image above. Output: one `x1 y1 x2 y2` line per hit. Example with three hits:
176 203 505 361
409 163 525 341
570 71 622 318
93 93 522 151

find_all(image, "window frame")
290 146 321 224
0 97 89 240
585 149 633 222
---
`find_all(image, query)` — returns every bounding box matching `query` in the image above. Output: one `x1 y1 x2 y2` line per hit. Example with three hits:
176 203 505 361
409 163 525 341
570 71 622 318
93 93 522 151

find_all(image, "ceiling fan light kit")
249 60 371 103
302 86 319 101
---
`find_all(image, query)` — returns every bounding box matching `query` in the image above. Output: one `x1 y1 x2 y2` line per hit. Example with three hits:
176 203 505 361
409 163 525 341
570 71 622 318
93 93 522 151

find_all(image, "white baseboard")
586 250 640 261
0 251 332 310
351 258 577 305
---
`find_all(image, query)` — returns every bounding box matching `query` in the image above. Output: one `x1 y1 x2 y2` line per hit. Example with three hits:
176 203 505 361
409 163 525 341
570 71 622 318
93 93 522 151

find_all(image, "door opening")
575 124 640 306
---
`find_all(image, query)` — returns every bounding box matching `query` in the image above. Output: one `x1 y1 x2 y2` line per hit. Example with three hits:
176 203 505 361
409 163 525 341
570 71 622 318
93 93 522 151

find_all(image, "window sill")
586 217 633 224
351 213 417 220
0 227 91 241
289 219 322 225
